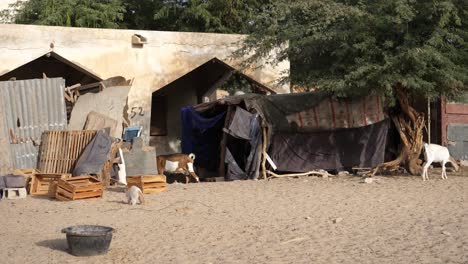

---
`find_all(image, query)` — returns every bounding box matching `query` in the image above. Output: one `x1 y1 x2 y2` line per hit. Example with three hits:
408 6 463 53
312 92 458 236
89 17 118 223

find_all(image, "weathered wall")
150 85 198 154
441 94 468 163
0 24 290 145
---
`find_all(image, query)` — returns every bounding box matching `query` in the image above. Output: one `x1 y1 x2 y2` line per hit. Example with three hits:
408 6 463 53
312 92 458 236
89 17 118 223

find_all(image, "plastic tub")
61 225 114 256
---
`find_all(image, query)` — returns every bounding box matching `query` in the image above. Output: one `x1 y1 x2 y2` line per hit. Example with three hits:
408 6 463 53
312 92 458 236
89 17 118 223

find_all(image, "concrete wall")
0 24 290 145
150 85 198 155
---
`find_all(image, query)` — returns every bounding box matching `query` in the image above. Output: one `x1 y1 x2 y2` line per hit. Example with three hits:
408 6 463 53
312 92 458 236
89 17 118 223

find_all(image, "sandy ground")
1 169 467 264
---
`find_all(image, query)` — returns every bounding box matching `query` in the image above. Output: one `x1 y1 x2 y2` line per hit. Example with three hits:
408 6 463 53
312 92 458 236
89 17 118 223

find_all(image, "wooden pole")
266 170 330 179
253 128 263 179
427 97 431 144
261 125 267 179
218 105 235 179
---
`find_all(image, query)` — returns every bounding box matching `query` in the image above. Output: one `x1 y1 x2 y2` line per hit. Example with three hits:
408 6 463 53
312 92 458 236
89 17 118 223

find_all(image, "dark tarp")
269 119 390 172
72 130 112 176
225 148 246 180
224 107 262 180
181 106 226 171
190 91 389 174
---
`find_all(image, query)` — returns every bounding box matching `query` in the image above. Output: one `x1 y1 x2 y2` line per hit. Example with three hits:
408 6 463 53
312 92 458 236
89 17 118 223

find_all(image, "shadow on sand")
36 238 68 253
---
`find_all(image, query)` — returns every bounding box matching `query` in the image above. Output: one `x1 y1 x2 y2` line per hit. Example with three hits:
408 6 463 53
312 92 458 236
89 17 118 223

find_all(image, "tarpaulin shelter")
183 91 390 180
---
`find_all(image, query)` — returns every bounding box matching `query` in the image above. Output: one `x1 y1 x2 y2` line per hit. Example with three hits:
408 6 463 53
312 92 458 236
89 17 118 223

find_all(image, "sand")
1 170 467 264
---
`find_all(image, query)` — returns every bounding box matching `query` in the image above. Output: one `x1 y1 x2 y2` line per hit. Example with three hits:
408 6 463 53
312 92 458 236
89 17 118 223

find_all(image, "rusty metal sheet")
285 95 385 130
0 78 67 171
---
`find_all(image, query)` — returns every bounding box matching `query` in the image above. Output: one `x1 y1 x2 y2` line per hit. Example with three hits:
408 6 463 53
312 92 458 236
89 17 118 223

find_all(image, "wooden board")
127 175 167 194
55 176 103 201
30 173 71 197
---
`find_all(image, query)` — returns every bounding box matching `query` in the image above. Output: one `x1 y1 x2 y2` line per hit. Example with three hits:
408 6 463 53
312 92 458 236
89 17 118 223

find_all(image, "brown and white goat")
156 153 199 183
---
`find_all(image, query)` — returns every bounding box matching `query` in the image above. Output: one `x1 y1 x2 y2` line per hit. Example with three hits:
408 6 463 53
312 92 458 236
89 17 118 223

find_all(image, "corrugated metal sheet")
0 78 67 171
0 105 14 174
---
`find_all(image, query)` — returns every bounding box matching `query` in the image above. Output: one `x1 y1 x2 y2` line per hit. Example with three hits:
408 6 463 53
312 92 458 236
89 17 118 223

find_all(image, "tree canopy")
239 0 468 99
1 0 270 33
152 0 272 33
5 0 126 28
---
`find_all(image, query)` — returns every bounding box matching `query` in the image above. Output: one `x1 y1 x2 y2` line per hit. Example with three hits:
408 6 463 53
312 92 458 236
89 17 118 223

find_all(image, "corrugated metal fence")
0 78 67 174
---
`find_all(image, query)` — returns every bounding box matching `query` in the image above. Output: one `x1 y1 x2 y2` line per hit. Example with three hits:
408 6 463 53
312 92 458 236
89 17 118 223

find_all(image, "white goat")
422 143 456 181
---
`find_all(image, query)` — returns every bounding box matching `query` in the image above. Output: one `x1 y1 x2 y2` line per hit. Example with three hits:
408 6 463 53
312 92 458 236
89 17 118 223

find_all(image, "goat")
157 153 199 183
422 143 459 181
126 185 144 205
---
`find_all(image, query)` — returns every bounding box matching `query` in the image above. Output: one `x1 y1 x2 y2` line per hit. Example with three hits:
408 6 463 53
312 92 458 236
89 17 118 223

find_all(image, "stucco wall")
0 24 290 145
150 84 198 155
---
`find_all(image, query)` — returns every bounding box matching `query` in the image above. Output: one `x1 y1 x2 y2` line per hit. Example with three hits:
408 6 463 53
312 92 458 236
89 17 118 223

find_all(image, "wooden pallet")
37 130 120 187
127 175 167 194
55 176 103 201
30 173 71 197
38 130 97 174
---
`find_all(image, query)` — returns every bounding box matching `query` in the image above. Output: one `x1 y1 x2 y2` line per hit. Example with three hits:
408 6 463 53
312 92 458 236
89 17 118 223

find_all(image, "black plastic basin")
61 225 114 256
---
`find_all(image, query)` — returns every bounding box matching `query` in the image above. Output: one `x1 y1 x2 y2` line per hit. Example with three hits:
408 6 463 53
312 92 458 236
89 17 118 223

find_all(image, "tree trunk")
369 84 426 176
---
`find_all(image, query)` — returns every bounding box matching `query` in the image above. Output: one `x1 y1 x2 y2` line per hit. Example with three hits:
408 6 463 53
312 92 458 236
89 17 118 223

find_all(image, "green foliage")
239 0 468 99
120 0 164 30
152 0 272 33
2 0 271 33
220 72 255 95
4 0 125 28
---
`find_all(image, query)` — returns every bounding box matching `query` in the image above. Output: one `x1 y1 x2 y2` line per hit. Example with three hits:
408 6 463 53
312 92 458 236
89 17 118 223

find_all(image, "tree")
2 0 125 28
153 0 273 33
239 0 468 175
2 0 272 33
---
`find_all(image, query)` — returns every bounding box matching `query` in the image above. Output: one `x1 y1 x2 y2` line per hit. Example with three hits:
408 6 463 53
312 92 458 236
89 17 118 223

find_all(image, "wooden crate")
127 175 167 194
55 176 103 201
30 173 71 197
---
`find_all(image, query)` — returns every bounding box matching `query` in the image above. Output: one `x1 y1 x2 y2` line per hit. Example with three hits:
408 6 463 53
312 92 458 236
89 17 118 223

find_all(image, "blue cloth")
181 106 226 171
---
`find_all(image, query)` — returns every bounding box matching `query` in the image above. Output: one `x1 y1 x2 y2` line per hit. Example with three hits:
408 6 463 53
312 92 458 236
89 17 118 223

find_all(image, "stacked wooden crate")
55 176 103 201
30 173 71 197
126 175 167 194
